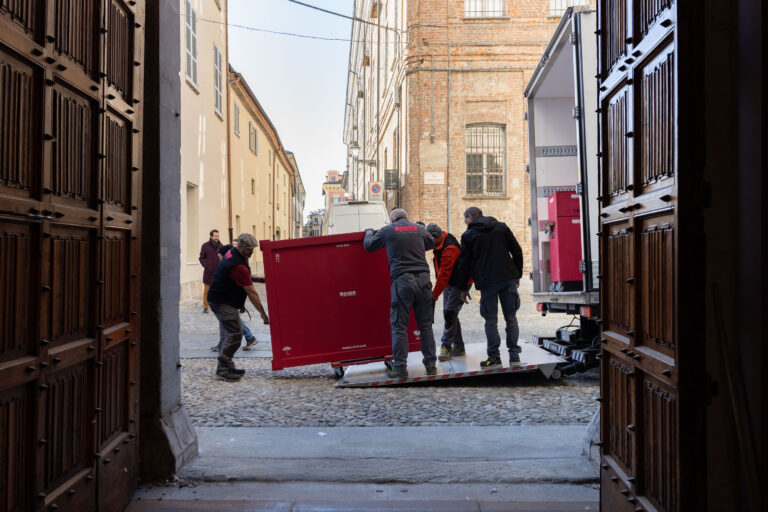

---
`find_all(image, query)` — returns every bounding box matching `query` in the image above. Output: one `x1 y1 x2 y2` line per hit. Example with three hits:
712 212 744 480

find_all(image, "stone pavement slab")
181 426 597 485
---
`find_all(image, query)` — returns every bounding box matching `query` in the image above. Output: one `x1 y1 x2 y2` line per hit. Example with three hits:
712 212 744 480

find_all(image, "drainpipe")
224 1 233 243
376 2 381 184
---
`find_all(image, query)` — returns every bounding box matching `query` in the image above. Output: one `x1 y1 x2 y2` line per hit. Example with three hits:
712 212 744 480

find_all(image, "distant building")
344 0 582 262
322 171 345 211
308 210 325 237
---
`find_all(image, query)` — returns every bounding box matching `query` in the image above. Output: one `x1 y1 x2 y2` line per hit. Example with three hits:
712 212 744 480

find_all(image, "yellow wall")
179 0 230 299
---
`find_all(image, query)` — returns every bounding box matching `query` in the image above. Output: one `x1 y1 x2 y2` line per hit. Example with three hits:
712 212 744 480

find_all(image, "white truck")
524 7 600 374
322 200 390 235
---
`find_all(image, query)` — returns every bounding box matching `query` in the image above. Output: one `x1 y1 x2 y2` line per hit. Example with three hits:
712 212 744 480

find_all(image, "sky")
227 0 353 221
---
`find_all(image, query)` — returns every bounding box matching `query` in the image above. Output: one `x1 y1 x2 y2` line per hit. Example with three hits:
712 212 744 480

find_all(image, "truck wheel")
333 366 345 379
550 368 563 380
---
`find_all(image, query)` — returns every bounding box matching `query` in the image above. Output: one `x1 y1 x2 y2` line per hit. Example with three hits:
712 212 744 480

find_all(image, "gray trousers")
390 272 437 370
209 303 243 370
479 280 521 359
440 285 464 350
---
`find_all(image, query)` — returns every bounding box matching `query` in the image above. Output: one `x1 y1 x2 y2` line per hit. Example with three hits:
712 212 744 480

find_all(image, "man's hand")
459 290 469 304
515 279 520 288
364 228 374 236
251 274 266 283
261 311 270 325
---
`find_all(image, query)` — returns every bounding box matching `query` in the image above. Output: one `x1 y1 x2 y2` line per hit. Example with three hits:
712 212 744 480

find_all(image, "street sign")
369 181 384 201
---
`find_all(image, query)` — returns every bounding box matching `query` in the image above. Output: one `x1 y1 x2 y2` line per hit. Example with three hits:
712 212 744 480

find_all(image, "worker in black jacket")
450 207 524 368
364 208 437 379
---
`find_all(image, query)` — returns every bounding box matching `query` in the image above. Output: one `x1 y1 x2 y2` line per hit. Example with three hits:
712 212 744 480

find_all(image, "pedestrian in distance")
199 229 222 313
425 222 467 362
207 233 269 381
364 208 438 379
450 207 524 369
208 240 260 352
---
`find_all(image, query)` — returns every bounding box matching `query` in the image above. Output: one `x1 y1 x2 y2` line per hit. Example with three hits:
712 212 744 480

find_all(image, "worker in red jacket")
426 223 466 361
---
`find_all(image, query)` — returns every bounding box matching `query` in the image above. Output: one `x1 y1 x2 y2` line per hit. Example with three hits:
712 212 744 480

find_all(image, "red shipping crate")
260 232 423 371
547 191 583 283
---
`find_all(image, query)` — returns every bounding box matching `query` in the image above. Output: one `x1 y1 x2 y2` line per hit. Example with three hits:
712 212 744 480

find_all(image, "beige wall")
180 0 230 300
228 72 302 272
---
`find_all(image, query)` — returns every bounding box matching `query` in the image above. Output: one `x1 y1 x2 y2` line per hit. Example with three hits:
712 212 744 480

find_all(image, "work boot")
509 352 521 364
480 357 502 369
438 346 451 361
425 365 437 376
231 367 246 375
210 345 220 352
216 368 242 382
243 337 259 350
450 346 466 357
386 367 408 379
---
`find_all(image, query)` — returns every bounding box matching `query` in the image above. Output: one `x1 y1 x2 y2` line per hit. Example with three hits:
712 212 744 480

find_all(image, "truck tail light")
580 306 593 318
536 303 546 312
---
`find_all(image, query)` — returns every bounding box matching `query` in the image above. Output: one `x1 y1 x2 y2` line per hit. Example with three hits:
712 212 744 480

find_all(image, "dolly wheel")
333 366 345 379
550 368 563 380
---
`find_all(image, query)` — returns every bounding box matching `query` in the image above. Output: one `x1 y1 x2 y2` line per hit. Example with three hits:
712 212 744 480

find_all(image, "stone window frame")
465 123 506 197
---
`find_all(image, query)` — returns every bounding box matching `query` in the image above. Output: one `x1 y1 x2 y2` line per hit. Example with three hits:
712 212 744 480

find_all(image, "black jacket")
449 216 523 291
363 218 434 280
206 247 251 309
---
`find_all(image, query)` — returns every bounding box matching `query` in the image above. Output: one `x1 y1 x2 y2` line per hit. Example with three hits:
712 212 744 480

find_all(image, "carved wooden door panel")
0 1 143 511
597 0 681 510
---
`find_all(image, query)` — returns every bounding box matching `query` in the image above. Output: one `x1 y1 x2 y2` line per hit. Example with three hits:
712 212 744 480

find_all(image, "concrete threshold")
181 426 597 485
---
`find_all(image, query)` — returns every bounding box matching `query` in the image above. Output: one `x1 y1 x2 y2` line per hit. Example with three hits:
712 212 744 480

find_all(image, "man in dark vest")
207 233 269 381
426 222 466 361
450 207 524 369
364 208 438 379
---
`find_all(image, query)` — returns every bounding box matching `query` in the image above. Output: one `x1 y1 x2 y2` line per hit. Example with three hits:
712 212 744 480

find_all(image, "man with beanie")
206 233 269 381
364 208 438 379
426 222 466 361
450 207 524 369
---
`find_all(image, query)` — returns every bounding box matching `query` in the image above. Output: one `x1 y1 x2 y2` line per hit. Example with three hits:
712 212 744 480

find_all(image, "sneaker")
210 345 220 352
243 337 259 350
450 346 466 357
231 368 246 375
480 357 502 369
386 367 408 379
425 365 437 376
509 352 521 364
216 369 242 382
438 346 451 361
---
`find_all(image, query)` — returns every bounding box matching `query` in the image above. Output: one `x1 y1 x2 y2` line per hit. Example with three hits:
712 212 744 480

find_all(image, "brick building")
344 0 590 269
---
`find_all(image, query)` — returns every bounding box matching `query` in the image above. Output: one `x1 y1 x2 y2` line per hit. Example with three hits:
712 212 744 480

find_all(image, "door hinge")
573 106 580 119
570 32 577 45
525 164 530 174
524 111 528 121
577 182 584 195
527 217 531 226
579 260 587 273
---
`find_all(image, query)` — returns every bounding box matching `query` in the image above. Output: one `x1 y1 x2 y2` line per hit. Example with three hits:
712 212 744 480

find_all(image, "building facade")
344 0 585 267
229 66 304 273
307 210 325 237
322 171 346 210
180 0 230 299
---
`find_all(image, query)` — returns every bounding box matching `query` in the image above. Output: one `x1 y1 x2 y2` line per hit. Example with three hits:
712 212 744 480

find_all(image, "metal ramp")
336 340 566 388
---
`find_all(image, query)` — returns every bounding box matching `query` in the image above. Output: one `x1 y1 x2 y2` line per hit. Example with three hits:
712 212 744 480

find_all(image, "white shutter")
234 103 240 135
191 5 198 85
213 44 222 114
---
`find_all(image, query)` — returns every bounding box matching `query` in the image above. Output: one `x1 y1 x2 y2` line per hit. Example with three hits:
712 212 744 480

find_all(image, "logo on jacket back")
394 226 418 232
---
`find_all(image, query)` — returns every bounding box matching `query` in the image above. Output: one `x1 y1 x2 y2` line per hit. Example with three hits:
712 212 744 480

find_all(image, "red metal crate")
260 232 422 371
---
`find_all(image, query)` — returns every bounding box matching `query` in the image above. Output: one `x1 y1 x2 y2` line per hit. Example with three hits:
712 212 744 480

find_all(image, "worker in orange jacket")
426 223 467 361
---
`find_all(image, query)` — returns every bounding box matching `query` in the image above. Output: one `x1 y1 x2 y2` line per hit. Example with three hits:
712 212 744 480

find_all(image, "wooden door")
0 1 144 510
597 0 685 510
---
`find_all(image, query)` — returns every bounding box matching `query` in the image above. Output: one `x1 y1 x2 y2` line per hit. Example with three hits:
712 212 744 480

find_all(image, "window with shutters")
249 122 258 155
234 102 240 136
213 43 222 115
465 124 506 196
464 0 506 18
184 1 198 88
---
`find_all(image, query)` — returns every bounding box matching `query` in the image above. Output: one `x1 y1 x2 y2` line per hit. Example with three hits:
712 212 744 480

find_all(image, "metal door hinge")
570 32 577 45
577 182 583 195
573 106 580 119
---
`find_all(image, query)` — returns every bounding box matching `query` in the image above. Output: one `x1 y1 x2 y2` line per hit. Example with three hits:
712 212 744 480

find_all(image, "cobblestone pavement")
180 278 599 428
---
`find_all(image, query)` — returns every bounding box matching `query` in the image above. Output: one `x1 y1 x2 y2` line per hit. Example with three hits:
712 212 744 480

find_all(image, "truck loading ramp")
336 340 565 388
